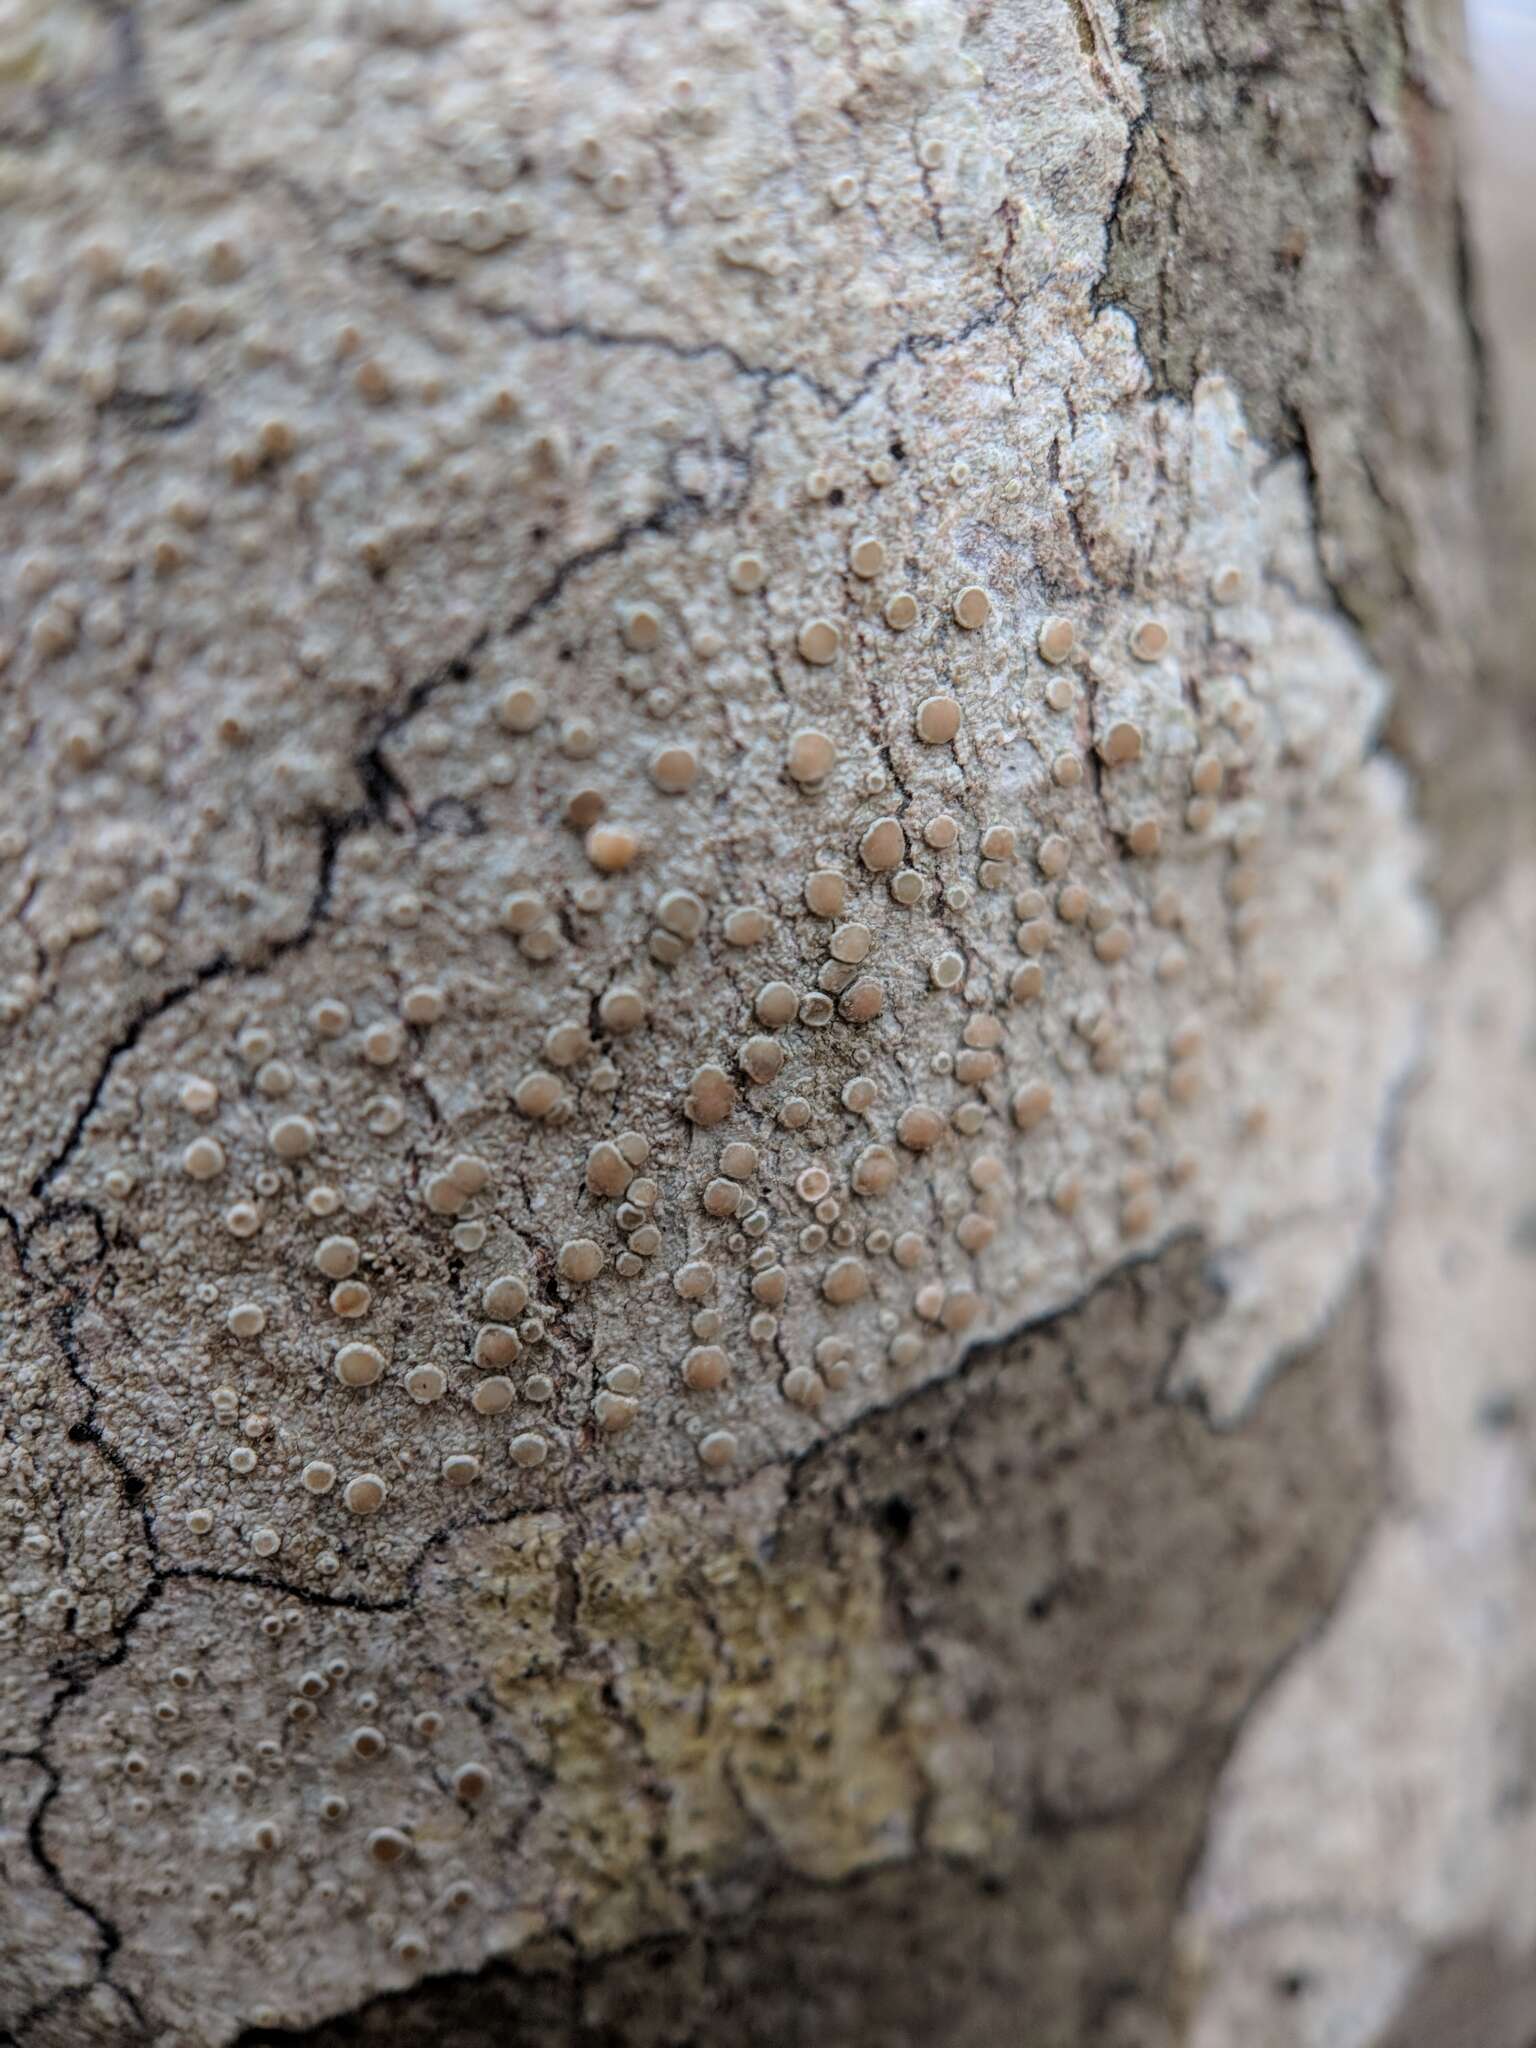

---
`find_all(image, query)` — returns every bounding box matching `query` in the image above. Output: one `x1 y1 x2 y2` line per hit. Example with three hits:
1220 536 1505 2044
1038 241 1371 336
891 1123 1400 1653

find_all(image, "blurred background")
1467 0 1536 550
1466 0 1536 91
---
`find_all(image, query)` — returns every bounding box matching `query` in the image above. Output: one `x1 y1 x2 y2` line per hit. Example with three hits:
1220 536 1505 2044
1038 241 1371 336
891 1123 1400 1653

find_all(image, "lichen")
0 1 1432 2039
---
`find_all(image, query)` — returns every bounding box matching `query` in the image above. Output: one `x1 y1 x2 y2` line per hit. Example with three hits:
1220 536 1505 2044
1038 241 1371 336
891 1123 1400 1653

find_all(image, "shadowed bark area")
1102 0 1526 906
1374 1941 1536 2048
235 1244 1382 2048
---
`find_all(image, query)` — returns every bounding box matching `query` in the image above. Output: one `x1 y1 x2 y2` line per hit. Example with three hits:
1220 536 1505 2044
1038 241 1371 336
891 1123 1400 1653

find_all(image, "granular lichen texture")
0 1 1462 2044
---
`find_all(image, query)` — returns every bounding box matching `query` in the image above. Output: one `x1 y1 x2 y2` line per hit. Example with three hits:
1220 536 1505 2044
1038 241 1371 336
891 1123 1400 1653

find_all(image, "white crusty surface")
0 1 1429 2040
1180 858 1536 2047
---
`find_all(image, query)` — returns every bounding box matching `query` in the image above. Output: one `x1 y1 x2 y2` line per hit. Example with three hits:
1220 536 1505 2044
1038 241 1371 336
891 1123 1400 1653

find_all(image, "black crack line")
10 1568 168 2045
29 800 349 1205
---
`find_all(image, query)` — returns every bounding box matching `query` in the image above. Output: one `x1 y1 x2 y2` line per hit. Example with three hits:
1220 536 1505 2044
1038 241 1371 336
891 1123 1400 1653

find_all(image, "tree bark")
0 3 1528 2045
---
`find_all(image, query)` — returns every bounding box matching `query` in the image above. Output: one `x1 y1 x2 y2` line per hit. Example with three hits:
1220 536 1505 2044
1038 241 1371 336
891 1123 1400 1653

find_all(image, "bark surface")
0 2 1528 2046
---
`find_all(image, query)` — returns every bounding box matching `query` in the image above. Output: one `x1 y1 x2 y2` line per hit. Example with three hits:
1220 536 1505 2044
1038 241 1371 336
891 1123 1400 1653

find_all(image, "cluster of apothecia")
76 375 1370 1611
